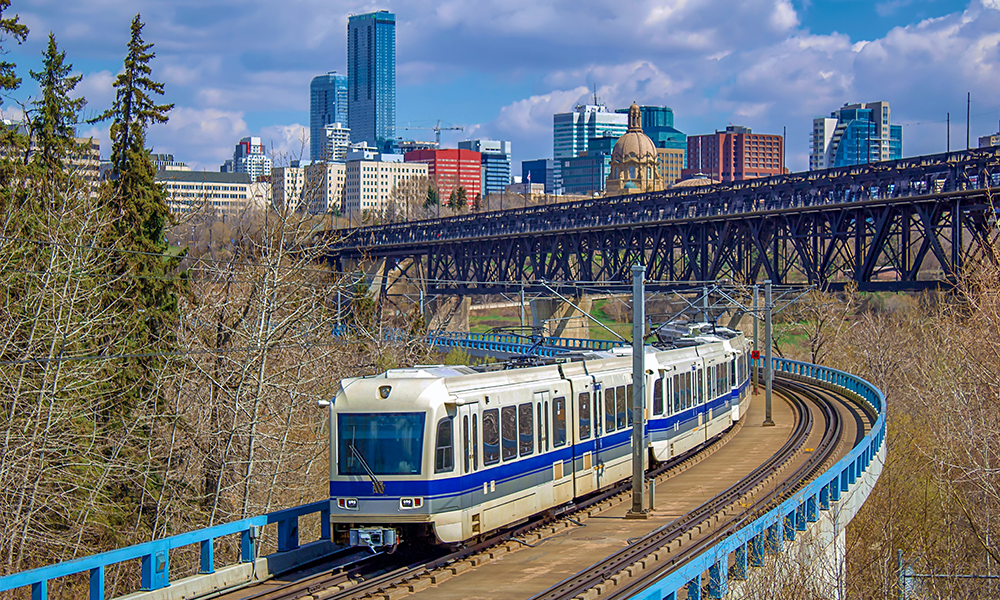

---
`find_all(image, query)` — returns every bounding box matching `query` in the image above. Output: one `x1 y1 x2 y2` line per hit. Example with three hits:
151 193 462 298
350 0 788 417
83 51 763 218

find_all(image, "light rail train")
324 324 751 548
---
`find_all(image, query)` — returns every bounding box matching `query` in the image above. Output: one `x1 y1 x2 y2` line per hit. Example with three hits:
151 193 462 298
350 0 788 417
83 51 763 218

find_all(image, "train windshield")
338 412 426 475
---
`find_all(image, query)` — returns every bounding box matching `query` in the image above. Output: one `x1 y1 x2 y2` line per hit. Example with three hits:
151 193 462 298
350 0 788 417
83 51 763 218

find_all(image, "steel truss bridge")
326 148 1000 294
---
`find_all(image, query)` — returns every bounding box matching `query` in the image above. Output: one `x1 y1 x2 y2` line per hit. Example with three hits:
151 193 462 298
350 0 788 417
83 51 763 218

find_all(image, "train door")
551 393 573 505
457 404 480 538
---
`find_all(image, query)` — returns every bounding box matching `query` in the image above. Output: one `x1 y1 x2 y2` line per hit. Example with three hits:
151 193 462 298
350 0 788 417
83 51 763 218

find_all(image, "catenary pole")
763 280 775 426
627 263 648 519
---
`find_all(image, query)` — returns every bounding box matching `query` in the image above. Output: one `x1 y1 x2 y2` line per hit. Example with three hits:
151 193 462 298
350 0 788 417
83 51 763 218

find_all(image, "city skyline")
4 0 997 173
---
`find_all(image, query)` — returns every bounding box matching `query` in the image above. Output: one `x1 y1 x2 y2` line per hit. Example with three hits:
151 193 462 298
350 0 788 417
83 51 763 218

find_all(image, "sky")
2 0 998 173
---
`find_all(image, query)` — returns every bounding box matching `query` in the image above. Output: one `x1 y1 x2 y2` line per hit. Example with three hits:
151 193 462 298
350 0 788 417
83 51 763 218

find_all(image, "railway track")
236 415 746 600
230 376 861 600
534 376 844 600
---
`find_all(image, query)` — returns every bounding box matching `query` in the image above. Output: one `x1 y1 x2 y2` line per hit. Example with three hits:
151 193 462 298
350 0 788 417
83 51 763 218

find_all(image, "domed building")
605 103 663 196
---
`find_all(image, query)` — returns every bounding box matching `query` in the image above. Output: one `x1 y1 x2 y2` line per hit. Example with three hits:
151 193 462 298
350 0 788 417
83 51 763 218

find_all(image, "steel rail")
599 377 846 600
525 383 817 600
243 422 736 600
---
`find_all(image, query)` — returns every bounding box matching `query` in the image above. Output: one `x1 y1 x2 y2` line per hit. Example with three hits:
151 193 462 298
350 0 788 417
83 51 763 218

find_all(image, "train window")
552 397 567 447
434 417 454 473
605 389 615 433
537 404 544 451
463 416 470 473
518 403 534 456
473 415 479 470
544 401 550 451
698 369 704 404
616 386 626 430
653 377 663 416
673 374 680 414
482 409 500 465
626 385 633 426
501 406 517 461
578 392 591 439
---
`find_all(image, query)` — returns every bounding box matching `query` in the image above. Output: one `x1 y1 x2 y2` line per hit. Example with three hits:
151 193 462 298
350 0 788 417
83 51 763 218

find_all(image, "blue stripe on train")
329 391 742 500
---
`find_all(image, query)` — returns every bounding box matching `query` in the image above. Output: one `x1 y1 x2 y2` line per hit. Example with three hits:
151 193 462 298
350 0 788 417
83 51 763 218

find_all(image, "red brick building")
404 149 481 206
681 126 784 183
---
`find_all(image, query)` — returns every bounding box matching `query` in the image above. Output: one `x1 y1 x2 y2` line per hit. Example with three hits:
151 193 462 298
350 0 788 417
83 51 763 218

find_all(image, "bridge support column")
426 296 470 332
530 296 593 338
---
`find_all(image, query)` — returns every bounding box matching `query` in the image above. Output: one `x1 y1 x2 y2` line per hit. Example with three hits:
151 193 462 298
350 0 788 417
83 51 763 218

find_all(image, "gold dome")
611 103 657 163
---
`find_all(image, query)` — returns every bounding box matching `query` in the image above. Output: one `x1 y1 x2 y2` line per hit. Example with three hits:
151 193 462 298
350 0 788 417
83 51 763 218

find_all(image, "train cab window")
605 389 616 433
653 377 663 416
518 403 534 456
501 406 517 461
578 392 591 439
552 397 567 447
463 416 470 473
673 374 681 413
435 417 454 473
482 409 500 465
616 386 626 430
626 385 633 426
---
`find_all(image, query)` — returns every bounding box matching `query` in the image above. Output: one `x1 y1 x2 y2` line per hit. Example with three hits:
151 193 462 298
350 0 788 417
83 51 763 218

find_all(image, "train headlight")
399 497 422 510
337 498 359 510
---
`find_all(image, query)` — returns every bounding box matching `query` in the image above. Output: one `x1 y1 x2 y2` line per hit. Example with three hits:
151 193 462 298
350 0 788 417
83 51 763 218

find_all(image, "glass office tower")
348 11 396 152
310 72 348 161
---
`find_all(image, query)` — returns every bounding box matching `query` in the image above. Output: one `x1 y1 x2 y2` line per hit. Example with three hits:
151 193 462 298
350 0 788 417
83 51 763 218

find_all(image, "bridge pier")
426 296 470 332
530 296 593 339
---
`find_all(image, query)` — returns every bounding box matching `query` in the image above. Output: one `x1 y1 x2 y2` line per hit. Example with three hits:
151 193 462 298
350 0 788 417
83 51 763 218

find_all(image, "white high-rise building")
272 164 304 212
324 123 351 162
304 161 346 214
552 105 627 192
222 136 272 181
344 151 427 215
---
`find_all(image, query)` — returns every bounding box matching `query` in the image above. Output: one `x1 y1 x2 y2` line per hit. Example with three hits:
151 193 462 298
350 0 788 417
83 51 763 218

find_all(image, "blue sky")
3 0 998 173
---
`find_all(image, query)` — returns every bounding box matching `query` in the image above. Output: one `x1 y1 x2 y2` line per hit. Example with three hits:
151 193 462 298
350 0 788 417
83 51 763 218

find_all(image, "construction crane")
403 119 464 146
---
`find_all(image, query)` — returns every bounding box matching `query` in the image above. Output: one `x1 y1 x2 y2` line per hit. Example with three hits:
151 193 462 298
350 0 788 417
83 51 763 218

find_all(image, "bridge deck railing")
632 357 886 598
0 501 330 599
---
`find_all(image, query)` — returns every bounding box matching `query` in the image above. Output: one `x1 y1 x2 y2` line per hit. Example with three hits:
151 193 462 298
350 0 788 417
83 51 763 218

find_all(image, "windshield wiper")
349 444 385 495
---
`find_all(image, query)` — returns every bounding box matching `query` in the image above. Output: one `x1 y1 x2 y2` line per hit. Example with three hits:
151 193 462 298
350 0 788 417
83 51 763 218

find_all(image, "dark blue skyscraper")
310 71 348 161
348 10 395 152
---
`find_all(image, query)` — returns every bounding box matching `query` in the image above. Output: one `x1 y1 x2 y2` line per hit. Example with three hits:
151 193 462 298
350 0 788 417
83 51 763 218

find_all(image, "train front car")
326 366 470 549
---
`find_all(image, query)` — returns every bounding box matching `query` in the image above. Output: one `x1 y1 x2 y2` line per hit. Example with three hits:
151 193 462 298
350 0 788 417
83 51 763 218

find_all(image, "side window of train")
501 406 517 461
518 403 534 456
472 415 479 470
536 404 543 451
698 369 704 405
626 384 633 426
482 409 500 466
435 417 454 473
672 374 680 414
653 377 663 416
616 386 626 430
605 389 616 433
578 392 591 439
552 397 567 447
463 416 470 473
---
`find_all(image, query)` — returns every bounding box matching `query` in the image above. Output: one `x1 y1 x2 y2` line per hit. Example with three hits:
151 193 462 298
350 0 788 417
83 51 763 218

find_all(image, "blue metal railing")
332 324 628 357
0 501 330 600
630 357 886 599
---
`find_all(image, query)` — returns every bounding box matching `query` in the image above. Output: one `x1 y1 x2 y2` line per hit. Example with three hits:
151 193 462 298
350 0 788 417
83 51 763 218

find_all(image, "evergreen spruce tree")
91 14 181 419
0 0 27 97
29 33 84 188
0 0 29 188
425 185 439 208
